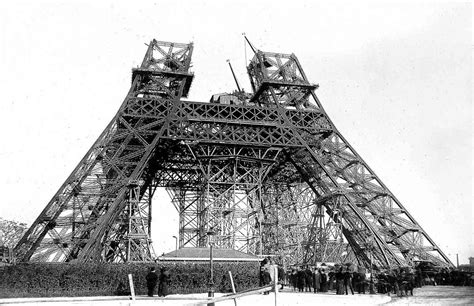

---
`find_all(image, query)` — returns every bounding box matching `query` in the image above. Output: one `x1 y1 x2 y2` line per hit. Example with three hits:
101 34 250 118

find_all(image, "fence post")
128 274 136 301
228 271 238 306
274 266 278 306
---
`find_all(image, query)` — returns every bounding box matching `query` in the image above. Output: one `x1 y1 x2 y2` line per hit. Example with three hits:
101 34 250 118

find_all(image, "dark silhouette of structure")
14 39 453 270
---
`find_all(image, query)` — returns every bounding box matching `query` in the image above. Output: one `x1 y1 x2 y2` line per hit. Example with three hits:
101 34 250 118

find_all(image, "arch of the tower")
150 138 351 266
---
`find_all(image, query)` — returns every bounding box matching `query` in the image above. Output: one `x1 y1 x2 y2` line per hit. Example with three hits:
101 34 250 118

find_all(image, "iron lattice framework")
14 39 453 270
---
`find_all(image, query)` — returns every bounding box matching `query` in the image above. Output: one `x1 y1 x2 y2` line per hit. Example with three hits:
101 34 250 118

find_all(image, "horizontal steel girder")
122 98 331 147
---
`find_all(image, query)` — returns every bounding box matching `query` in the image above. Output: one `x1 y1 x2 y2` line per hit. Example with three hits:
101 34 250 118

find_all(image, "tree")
0 218 27 248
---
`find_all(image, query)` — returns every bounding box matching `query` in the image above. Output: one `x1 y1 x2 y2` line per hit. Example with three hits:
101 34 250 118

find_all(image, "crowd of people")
145 258 473 298
259 258 474 297
283 264 359 295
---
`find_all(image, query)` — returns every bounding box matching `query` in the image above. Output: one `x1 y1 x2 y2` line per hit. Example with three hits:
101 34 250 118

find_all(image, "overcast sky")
0 0 472 263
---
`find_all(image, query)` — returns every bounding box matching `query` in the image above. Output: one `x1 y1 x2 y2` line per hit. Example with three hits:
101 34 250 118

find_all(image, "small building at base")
158 247 262 263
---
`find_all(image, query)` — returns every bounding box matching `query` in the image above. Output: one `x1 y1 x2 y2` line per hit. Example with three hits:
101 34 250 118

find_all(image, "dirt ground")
1 286 473 305
386 285 474 305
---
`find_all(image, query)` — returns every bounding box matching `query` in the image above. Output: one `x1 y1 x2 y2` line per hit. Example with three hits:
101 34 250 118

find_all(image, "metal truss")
260 183 314 263
167 186 204 248
14 40 194 262
15 39 453 269
260 183 349 266
182 145 280 253
246 49 453 269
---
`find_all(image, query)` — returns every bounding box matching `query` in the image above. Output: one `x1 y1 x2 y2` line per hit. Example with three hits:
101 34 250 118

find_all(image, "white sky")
0 0 472 263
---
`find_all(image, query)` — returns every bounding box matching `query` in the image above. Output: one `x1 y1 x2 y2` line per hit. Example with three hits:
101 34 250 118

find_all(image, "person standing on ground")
158 266 171 297
268 258 278 284
344 268 354 295
260 265 271 294
320 269 328 292
335 267 344 295
405 269 415 296
290 267 298 291
356 270 366 294
328 268 336 291
259 258 268 287
304 266 313 292
296 266 306 292
260 258 272 294
278 265 285 290
313 268 321 293
145 267 158 297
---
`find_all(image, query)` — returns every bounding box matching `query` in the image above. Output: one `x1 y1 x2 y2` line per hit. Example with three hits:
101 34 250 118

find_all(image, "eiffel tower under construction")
14 38 454 269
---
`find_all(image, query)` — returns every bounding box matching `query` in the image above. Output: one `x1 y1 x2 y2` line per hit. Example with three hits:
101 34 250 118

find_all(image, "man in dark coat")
355 271 366 294
158 267 171 297
259 258 270 286
259 259 272 295
290 268 298 291
304 266 313 292
313 269 321 293
320 270 328 292
343 269 354 295
278 266 285 290
296 266 306 292
335 267 344 294
145 267 158 297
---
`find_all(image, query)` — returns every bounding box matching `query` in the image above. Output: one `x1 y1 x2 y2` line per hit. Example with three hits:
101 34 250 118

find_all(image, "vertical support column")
127 180 143 261
72 197 76 239
126 182 138 262
124 180 156 261
148 184 152 237
257 162 264 256
314 201 324 264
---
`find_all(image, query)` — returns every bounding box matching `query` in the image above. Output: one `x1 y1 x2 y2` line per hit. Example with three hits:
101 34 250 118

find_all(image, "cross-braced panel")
186 145 281 254
15 40 194 262
247 47 453 269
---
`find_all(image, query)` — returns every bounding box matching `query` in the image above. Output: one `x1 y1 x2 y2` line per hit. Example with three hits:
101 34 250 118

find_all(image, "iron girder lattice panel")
246 48 453 269
14 40 194 262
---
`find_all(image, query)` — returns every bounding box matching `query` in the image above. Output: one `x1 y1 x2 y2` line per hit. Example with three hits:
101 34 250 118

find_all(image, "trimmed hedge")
0 261 259 298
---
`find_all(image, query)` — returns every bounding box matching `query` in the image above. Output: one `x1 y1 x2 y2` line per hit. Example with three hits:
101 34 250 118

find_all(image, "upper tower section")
247 50 319 109
132 39 194 98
